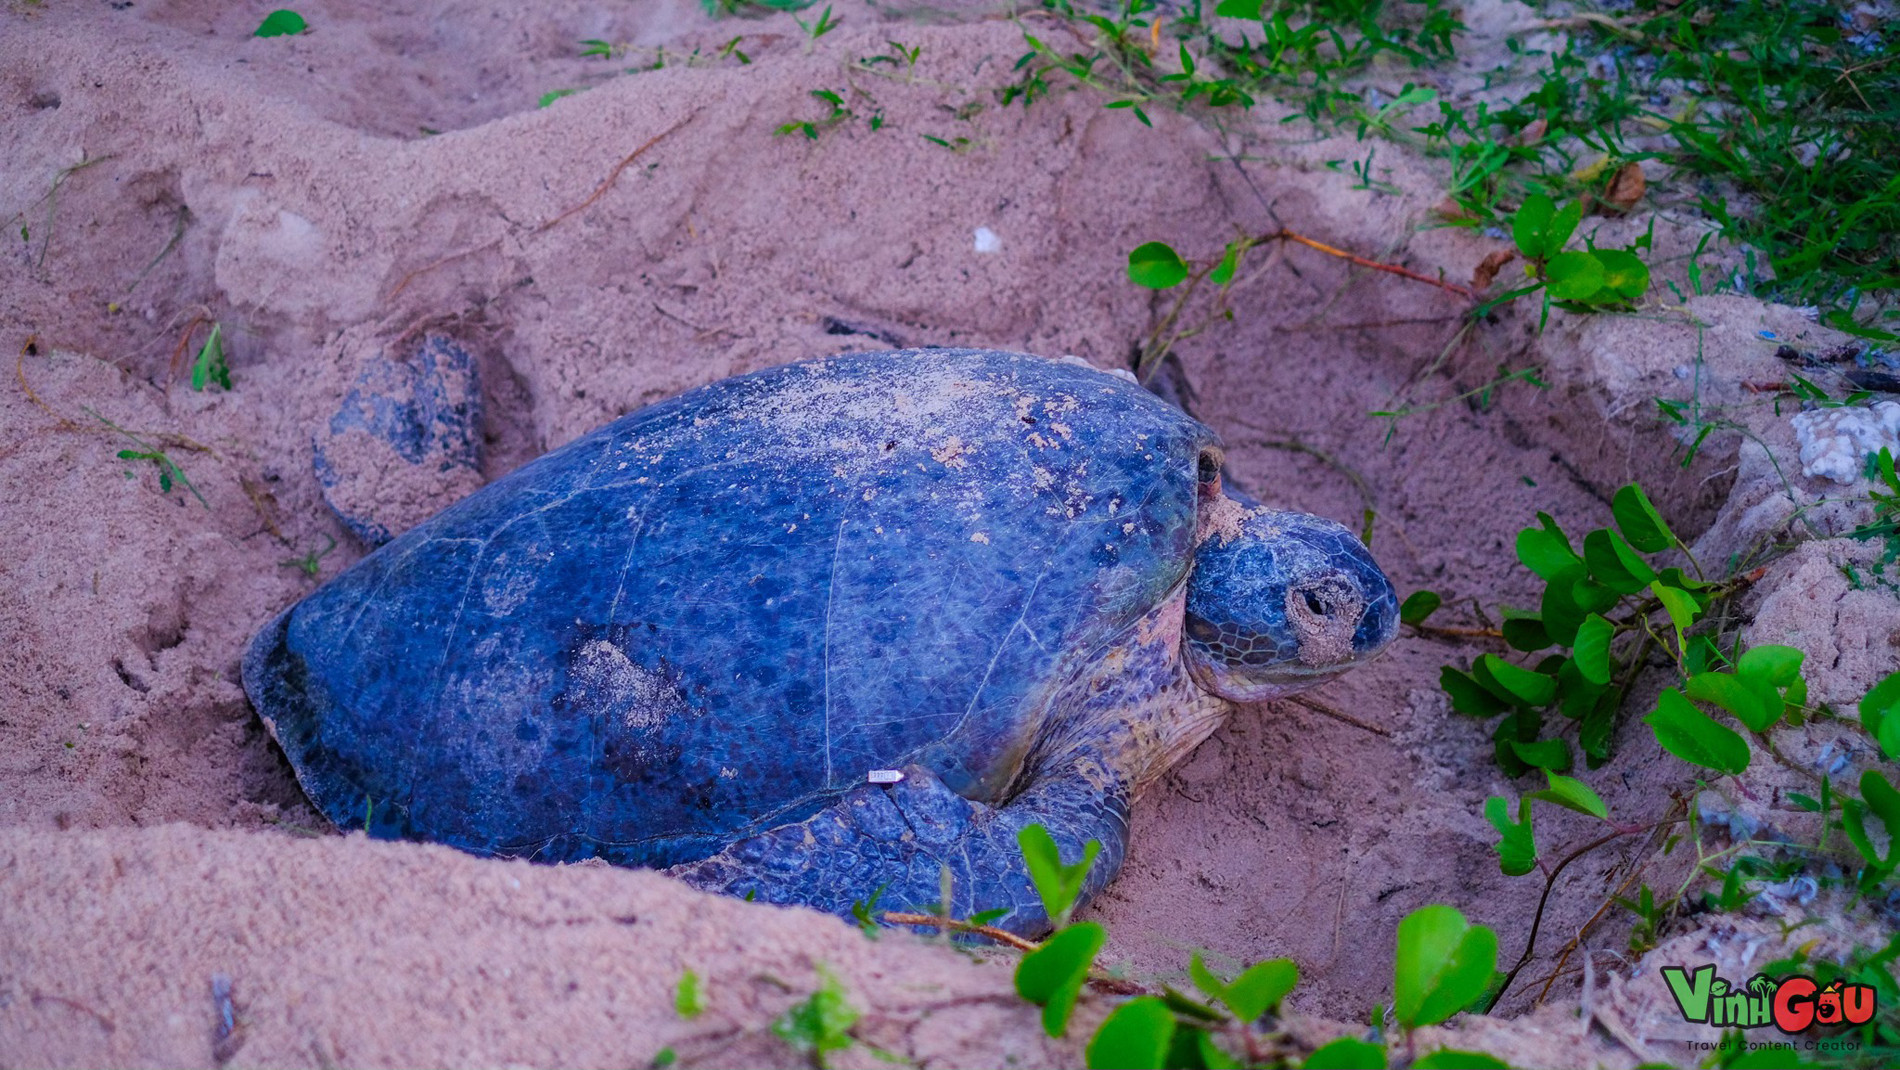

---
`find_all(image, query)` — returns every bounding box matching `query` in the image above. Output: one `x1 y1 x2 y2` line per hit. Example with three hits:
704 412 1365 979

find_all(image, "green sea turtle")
244 347 1397 935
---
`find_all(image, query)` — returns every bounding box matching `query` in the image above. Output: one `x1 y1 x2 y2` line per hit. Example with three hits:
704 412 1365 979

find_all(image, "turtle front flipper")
670 760 1130 938
312 334 485 546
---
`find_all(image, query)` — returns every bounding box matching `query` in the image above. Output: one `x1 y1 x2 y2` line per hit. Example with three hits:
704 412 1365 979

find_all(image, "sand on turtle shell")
4 2 1895 1067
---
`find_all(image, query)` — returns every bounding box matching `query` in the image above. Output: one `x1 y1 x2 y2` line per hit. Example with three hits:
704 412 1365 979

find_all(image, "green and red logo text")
1664 964 1877 1033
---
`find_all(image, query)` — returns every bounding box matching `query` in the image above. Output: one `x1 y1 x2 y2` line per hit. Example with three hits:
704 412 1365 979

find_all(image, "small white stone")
1792 400 1900 484
867 769 905 784
973 226 1001 254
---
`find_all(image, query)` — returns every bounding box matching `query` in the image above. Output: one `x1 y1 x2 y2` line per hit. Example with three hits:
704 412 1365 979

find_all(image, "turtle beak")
1345 556 1399 664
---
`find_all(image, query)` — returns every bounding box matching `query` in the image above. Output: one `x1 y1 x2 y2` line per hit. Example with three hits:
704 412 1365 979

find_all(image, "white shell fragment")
1056 354 1139 383
972 226 1001 254
1792 401 1900 484
866 769 906 785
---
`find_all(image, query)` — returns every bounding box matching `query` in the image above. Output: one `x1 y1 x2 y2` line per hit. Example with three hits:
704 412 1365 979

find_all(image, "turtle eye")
1302 588 1326 616
1184 613 1222 644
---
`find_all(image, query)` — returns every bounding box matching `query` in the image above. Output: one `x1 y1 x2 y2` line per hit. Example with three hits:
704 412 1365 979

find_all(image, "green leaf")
771 968 859 1060
1650 581 1700 655
1582 529 1654 594
1737 645 1803 689
1086 997 1175 1070
1478 655 1556 707
1878 446 1900 495
1499 611 1551 653
1657 566 1706 595
1527 770 1609 819
1189 1028 1242 1070
1209 241 1243 287
1539 563 1587 646
1189 954 1299 1022
1569 574 1619 616
1644 688 1750 775
1018 824 1101 926
1843 771 1900 877
1723 1043 1825 1069
1861 670 1900 760
1556 658 1608 722
1483 797 1536 876
1441 667 1508 717
675 970 702 1018
1492 718 1532 777
1612 484 1675 553
1734 646 1804 731
254 9 307 37
1213 0 1264 18
1545 250 1606 301
1685 672 1773 733
1128 242 1189 289
1515 513 1581 580
1016 922 1106 1036
1511 194 1555 259
538 88 580 108
1510 738 1572 771
1186 954 1227 1001
1163 982 1224 1023
1222 958 1299 1021
1546 199 1583 256
191 322 229 392
1594 249 1650 302
1302 1037 1387 1069
1393 905 1499 1029
1400 590 1441 626
1580 700 1614 764
1572 614 1614 685
1683 634 1724 676
1414 1052 1511 1069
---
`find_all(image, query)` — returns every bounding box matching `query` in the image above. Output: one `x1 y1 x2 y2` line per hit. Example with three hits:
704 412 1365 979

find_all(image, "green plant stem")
1487 815 1683 1012
1609 629 1657 714
882 912 1146 994
1136 264 1213 382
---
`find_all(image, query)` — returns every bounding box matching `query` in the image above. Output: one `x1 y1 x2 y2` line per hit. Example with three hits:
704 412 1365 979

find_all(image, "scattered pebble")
1792 400 1900 484
210 973 241 1065
1758 875 1818 915
973 226 1001 254
1696 789 1761 842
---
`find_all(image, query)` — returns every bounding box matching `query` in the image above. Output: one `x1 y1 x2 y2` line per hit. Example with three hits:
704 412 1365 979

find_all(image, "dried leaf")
1471 248 1516 292
1434 197 1476 222
1604 162 1646 213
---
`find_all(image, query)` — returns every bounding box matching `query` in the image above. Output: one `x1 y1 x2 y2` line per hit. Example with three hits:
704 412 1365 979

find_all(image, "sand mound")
5 2 1894 1067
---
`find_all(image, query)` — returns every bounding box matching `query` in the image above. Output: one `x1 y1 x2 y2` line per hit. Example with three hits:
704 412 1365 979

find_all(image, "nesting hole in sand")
1073 217 1731 1018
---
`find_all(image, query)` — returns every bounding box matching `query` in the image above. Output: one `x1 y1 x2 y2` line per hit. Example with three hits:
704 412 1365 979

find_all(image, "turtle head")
1182 505 1398 701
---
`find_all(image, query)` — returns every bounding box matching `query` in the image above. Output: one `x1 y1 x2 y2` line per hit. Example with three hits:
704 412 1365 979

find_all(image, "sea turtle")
245 347 1398 935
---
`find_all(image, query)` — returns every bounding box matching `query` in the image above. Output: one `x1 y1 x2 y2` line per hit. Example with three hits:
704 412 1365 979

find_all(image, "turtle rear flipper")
312 335 485 546
670 761 1130 938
